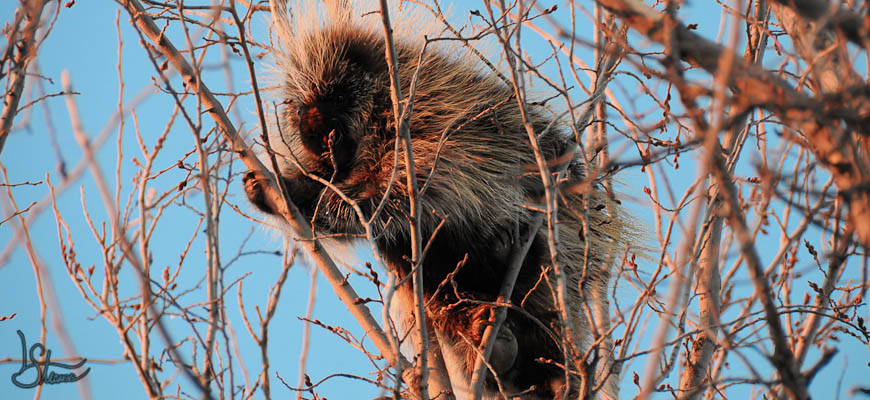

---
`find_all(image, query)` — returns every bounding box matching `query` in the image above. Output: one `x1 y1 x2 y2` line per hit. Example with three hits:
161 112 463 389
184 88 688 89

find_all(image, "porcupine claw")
243 170 270 214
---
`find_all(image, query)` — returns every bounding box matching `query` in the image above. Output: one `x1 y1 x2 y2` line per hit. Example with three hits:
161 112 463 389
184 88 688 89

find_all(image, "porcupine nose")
297 104 356 172
299 104 326 156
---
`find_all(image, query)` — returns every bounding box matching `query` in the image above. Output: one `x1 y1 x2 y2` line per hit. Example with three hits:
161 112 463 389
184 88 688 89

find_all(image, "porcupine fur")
244 1 626 398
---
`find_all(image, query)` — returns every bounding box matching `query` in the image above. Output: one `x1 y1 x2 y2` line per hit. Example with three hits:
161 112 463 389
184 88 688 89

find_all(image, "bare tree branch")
0 0 51 154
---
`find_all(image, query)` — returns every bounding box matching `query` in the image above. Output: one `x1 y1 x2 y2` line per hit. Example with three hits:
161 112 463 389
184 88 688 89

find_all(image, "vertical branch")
705 132 809 400
118 4 156 391
377 2 431 399
483 0 598 396
469 214 544 399
676 216 721 399
586 12 624 396
676 0 770 394
0 164 48 400
262 249 296 399
171 4 227 394
297 268 318 400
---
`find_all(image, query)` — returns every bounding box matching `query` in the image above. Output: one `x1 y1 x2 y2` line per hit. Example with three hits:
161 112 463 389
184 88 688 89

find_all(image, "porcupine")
243 1 625 398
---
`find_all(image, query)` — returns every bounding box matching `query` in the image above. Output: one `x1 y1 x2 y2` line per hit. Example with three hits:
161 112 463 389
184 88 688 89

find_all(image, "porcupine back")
263 1 627 398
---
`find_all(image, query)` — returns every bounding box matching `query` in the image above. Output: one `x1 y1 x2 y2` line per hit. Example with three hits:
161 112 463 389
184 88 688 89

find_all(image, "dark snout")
297 104 356 172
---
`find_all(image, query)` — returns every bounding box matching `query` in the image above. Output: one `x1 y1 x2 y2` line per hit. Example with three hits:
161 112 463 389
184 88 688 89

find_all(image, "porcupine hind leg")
427 303 520 398
403 226 524 396
432 303 571 399
428 230 576 398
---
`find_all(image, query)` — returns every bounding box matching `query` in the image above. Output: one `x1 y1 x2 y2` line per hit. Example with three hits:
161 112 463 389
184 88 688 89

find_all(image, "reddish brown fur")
245 2 625 398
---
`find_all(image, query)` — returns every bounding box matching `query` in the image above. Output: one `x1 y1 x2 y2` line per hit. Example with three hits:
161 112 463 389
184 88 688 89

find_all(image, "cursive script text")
10 330 90 389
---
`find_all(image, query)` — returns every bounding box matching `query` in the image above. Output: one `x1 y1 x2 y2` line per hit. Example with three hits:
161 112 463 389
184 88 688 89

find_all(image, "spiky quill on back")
268 2 569 243
248 2 628 398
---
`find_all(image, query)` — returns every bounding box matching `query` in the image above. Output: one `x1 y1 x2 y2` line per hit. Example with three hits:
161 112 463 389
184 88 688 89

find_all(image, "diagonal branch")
705 138 809 400
0 0 51 155
769 0 870 46
596 0 870 251
116 0 414 394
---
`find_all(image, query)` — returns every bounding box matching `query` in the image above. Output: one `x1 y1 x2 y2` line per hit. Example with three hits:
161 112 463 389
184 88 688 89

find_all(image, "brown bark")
118 0 419 396
0 0 50 155
597 0 870 251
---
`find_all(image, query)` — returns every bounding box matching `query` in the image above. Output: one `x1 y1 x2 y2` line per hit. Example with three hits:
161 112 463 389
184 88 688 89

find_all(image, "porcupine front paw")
243 170 273 214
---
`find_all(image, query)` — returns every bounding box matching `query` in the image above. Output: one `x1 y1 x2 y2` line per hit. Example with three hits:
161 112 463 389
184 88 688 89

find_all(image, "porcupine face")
263 26 395 236
281 31 381 168
256 20 562 245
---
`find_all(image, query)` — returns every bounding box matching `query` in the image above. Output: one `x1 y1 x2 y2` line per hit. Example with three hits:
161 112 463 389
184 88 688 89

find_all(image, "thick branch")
769 0 870 46
597 0 870 249
470 214 543 399
119 0 411 388
0 0 50 155
377 1 435 399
